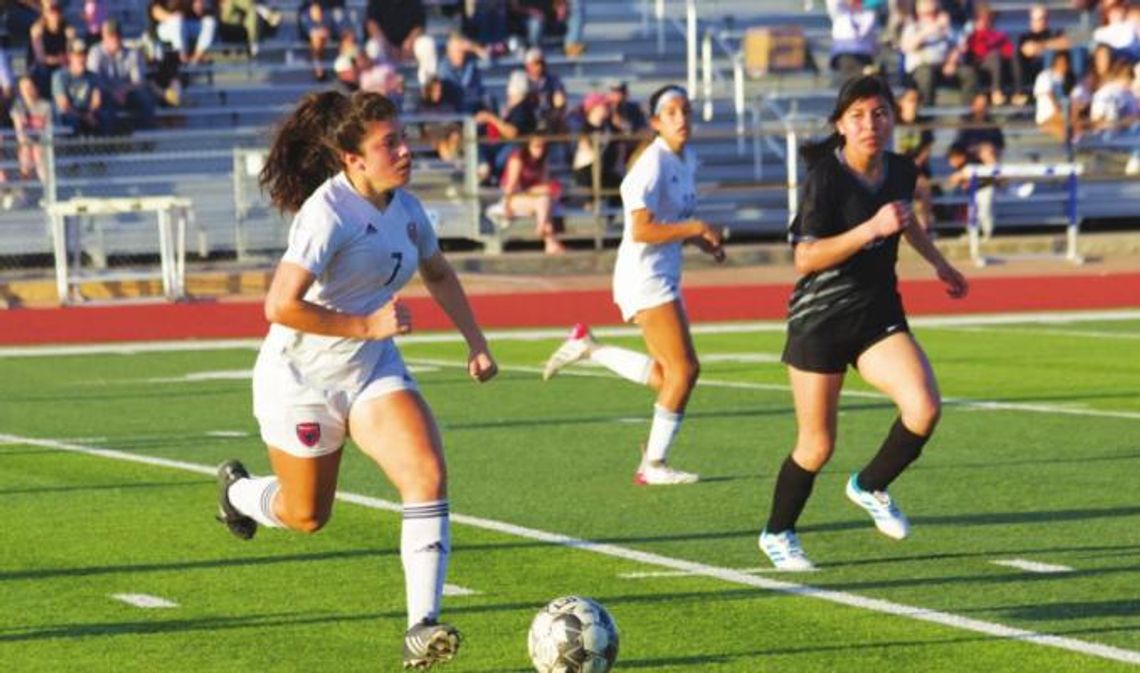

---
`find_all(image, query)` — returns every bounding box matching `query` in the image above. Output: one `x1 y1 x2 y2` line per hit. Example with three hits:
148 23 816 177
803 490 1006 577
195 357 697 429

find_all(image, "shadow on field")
0 548 396 582
0 480 201 496
993 600 1140 621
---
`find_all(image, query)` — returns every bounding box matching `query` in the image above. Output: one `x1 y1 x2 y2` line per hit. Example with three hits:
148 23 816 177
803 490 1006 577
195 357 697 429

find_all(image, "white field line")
406 358 1140 422
206 431 250 438
991 559 1075 574
3 309 1139 359
110 593 179 609
941 326 1140 340
442 584 480 597
6 431 1140 666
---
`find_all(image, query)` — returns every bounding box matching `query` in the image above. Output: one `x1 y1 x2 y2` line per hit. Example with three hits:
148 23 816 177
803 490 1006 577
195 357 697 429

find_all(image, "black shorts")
781 302 910 374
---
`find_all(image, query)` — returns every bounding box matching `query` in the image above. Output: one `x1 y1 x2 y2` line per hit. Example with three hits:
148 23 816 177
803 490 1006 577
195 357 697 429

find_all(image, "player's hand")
694 222 726 262
468 348 498 383
868 201 911 240
366 297 412 339
937 263 969 299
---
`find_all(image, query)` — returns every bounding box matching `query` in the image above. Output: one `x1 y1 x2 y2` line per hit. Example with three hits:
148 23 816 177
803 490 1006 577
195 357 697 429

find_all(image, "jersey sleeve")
281 204 344 277
791 165 832 244
620 149 661 213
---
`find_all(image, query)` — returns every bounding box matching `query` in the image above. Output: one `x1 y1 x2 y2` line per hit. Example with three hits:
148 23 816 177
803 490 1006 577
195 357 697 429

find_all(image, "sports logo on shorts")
296 422 321 448
406 220 419 245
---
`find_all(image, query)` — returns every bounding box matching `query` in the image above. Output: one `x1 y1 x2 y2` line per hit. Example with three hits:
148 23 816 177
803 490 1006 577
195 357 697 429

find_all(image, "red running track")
2 273 1138 345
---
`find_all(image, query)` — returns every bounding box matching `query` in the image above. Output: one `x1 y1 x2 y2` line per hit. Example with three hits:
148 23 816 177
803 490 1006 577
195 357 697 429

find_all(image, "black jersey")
786 150 917 333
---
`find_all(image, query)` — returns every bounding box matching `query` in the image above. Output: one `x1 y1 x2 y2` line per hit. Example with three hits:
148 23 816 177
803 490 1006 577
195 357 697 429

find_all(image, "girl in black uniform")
758 76 968 570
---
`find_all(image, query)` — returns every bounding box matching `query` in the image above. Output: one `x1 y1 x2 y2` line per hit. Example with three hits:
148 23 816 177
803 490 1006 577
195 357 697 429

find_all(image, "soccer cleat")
634 463 700 485
541 323 596 381
403 619 461 669
215 460 257 541
845 473 910 540
758 529 816 571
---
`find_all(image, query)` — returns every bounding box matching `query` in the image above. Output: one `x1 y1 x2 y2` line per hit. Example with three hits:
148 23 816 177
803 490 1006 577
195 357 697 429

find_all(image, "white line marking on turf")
940 326 1140 340
991 559 1074 574
442 584 480 597
3 309 1138 358
619 567 811 578
617 418 646 424
700 353 783 363
206 431 249 438
7 431 1140 667
110 593 179 609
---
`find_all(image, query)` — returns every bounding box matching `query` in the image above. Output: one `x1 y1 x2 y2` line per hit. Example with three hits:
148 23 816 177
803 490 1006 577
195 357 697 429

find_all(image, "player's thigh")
634 299 696 370
855 332 940 408
787 365 845 446
348 390 447 501
267 445 343 522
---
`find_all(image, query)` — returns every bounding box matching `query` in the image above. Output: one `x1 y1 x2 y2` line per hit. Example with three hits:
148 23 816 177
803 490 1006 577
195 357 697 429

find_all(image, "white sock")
401 500 450 628
228 476 284 528
590 345 653 385
645 404 683 464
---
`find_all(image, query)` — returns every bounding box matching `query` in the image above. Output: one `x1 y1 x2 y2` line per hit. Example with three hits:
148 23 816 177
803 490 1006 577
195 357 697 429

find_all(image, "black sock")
857 417 930 492
765 455 818 534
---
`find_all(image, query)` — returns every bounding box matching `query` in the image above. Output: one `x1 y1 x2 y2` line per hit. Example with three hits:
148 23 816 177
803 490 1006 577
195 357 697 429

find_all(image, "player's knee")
401 463 448 502
793 436 835 471
903 396 941 436
664 357 700 390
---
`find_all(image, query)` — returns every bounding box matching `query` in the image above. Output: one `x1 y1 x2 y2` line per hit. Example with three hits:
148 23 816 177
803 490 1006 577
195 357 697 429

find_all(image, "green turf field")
2 312 1139 672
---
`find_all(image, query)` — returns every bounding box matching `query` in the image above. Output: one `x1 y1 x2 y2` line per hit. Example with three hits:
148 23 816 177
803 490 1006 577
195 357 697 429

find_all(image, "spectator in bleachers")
298 0 353 80
53 38 106 135
217 0 282 57
9 76 51 198
900 0 977 105
1090 57 1139 129
494 128 566 253
149 0 218 66
81 0 109 45
88 19 156 131
28 0 74 99
1015 5 1070 105
523 46 565 114
510 0 556 49
572 91 622 209
895 86 936 229
1092 2 1140 63
940 0 973 30
331 48 360 93
606 79 647 134
437 31 489 113
416 75 463 162
964 4 1015 105
365 0 426 63
563 0 585 57
461 0 510 56
826 0 881 85
1033 49 1074 139
360 62 406 110
474 69 537 182
0 49 14 117
955 90 1005 156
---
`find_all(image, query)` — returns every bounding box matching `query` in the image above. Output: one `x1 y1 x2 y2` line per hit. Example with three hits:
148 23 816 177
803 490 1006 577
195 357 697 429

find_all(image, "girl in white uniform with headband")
542 85 725 485
214 90 497 670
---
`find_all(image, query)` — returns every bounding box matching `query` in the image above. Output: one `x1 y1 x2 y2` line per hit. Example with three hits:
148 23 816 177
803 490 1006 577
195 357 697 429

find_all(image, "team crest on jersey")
406 220 419 245
296 422 321 447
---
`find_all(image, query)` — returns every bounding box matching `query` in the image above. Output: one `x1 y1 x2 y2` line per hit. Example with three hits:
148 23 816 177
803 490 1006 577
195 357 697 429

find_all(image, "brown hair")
259 90 400 213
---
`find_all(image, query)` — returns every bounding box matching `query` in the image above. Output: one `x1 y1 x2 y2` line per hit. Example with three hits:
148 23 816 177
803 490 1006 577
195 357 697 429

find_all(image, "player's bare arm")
420 251 499 382
264 260 409 339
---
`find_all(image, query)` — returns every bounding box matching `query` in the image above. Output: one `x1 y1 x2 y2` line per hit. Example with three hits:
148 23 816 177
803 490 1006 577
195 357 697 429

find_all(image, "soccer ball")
527 595 619 673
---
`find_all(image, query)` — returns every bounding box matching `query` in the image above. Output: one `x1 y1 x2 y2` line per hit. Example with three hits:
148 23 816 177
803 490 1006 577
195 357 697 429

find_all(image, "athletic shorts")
781 301 910 374
252 345 419 458
614 275 680 322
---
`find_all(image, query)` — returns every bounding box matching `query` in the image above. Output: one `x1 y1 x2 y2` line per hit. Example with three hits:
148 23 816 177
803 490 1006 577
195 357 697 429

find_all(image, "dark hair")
260 90 400 213
800 75 897 166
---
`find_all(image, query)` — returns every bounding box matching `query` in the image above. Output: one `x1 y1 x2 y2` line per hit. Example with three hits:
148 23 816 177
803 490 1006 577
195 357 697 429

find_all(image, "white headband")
653 87 688 116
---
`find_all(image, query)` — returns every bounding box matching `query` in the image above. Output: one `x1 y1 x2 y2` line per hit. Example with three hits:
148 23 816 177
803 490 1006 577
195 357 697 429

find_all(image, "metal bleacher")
0 0 1136 264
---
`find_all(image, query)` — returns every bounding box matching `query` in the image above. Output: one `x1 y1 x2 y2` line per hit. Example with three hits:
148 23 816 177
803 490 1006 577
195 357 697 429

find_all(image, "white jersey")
260 172 440 392
612 136 698 318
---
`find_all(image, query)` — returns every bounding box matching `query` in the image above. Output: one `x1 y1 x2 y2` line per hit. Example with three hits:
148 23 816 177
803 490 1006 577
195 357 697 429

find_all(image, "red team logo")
296 422 321 447
406 220 419 245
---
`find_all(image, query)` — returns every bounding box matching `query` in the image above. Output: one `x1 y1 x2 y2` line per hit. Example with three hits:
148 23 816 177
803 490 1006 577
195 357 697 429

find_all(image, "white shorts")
614 276 680 322
252 344 419 458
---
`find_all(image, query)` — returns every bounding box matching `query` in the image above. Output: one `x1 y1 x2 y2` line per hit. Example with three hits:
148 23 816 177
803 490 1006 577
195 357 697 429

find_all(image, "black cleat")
403 619 461 669
216 460 257 540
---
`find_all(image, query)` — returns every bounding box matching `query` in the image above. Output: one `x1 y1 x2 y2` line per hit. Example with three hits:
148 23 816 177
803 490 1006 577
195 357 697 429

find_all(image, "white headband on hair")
653 87 688 116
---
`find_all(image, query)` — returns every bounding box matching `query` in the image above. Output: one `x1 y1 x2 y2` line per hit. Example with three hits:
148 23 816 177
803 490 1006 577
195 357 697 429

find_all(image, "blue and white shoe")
845 473 910 540
758 529 816 571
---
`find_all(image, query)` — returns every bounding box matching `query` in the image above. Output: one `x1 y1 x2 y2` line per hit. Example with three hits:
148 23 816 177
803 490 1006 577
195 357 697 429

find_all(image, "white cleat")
634 463 700 486
542 323 596 380
845 473 910 540
758 529 816 571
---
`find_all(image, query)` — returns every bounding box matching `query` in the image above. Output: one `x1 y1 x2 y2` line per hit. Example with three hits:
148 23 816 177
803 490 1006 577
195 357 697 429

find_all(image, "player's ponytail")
260 91 401 214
